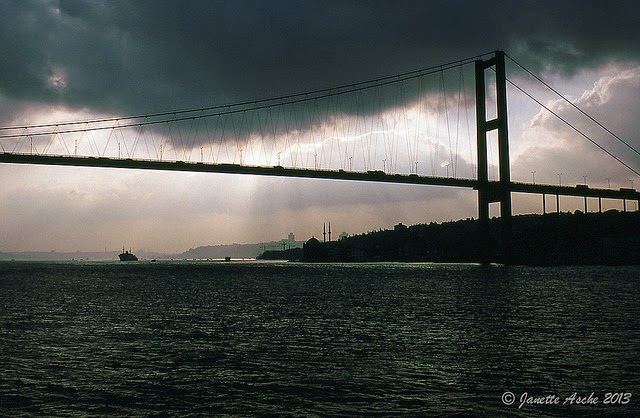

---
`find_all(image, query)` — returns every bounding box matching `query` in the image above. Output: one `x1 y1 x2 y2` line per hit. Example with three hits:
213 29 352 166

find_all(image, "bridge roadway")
2 152 639 203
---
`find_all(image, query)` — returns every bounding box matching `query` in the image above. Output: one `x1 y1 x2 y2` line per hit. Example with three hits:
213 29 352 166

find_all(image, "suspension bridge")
1 51 639 263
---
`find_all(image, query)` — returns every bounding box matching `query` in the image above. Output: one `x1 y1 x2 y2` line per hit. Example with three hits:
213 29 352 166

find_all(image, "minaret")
328 222 332 242
323 223 326 243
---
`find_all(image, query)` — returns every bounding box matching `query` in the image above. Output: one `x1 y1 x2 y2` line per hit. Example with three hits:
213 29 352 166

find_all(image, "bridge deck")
2 153 639 201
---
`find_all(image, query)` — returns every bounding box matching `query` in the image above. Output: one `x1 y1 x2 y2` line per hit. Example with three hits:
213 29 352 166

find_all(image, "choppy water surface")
1 261 639 416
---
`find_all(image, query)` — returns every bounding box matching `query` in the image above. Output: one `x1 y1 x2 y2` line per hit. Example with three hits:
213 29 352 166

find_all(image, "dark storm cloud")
1 0 639 122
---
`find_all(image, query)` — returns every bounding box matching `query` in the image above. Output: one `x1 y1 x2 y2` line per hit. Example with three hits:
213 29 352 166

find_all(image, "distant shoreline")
2 210 638 266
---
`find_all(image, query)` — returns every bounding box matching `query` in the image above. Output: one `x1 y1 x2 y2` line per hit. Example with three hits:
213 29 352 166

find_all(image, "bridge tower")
475 51 512 264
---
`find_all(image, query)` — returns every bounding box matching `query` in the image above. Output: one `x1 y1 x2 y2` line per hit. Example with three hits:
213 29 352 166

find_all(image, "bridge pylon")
475 51 512 264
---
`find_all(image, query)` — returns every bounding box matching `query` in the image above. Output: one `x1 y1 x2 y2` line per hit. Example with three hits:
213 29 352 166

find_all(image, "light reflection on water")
1 261 639 416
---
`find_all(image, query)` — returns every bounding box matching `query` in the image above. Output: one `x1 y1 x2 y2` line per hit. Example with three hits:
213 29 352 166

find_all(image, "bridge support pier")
475 51 512 264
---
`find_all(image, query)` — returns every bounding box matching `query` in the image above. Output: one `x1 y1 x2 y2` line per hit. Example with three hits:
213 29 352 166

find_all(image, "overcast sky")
1 0 639 253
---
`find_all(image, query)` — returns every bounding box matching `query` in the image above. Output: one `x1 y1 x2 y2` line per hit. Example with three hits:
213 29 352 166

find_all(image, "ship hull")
118 248 138 261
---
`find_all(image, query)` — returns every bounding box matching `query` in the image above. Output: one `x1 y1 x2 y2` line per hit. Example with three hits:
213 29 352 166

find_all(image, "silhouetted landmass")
293 210 640 265
180 241 303 260
180 243 264 259
257 248 303 261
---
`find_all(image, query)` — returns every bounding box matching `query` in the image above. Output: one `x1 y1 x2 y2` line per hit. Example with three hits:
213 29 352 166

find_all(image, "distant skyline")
1 1 639 253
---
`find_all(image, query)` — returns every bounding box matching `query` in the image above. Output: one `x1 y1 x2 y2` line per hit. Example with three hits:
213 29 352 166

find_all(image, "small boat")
118 247 138 261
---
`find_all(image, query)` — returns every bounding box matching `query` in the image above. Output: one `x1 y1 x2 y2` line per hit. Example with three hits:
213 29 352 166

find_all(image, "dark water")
1 261 639 417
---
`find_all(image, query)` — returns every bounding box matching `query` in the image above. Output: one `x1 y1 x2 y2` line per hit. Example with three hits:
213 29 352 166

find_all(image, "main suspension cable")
505 53 640 158
505 76 640 177
1 51 496 135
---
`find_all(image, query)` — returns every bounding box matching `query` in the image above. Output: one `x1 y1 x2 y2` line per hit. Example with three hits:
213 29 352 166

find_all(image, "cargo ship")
118 247 138 261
